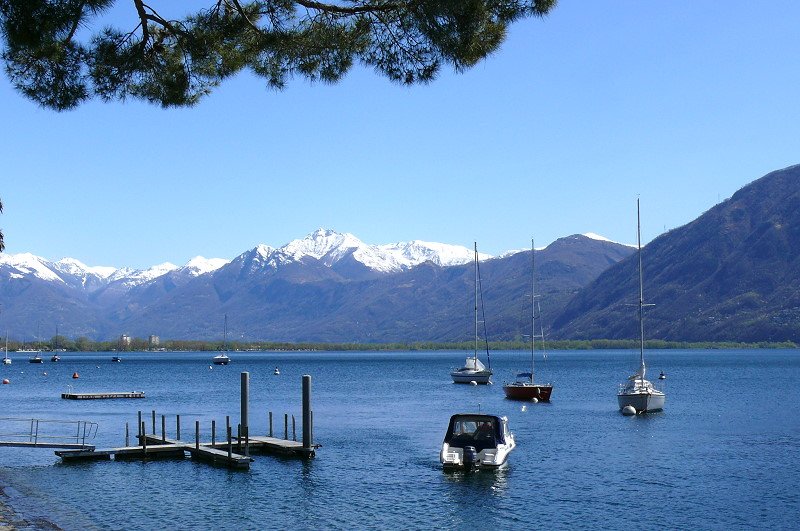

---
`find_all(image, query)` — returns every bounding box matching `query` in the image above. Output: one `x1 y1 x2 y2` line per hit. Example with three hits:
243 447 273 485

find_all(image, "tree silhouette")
0 0 556 110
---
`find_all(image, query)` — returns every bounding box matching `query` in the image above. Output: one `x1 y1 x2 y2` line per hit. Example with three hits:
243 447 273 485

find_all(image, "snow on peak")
108 262 178 287
53 257 117 279
282 229 365 266
0 252 64 283
583 232 613 242
182 256 229 276
377 240 490 269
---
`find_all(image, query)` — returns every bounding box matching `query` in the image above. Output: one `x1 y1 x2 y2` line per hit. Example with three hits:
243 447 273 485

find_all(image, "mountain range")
3 164 799 344
0 230 632 342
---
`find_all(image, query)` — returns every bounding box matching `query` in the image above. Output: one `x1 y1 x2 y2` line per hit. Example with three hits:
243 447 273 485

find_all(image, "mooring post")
177 415 181 440
269 412 273 438
141 421 147 453
241 371 249 431
284 414 288 440
161 415 166 442
195 420 200 450
227 426 232 459
237 424 242 453
245 424 249 457
212 420 216 446
137 411 142 437
125 422 130 447
151 410 156 435
302 374 313 456
226 415 230 439
292 415 296 441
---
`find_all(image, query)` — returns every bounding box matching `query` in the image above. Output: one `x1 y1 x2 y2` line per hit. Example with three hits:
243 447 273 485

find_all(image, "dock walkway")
61 391 145 400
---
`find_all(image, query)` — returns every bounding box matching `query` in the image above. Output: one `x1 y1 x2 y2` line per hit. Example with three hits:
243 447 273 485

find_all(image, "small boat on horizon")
440 413 516 470
274 367 280 375
617 199 666 414
212 315 231 366
28 352 43 364
451 243 493 385
503 239 553 402
111 356 122 363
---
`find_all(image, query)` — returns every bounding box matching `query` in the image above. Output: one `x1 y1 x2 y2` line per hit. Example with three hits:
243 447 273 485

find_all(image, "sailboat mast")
530 239 536 383
224 314 228 353
637 199 646 383
474 242 479 362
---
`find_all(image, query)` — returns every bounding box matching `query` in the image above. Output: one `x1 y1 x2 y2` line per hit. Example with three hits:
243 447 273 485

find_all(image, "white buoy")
521 405 527 412
622 405 637 416
531 397 538 403
469 381 478 386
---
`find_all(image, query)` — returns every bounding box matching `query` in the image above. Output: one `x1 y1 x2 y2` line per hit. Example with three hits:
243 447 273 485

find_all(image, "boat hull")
617 391 665 413
503 383 552 401
451 370 492 385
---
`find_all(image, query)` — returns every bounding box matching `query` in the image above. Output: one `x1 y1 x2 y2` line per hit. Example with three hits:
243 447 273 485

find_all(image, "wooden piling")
212 420 216 446
292 415 296 441
237 424 242 453
151 410 156 435
284 414 288 440
161 415 166 442
302 374 313 456
176 415 181 440
195 421 200 450
137 411 142 437
241 372 249 430
125 422 129 447
227 426 232 460
269 412 273 437
141 421 147 454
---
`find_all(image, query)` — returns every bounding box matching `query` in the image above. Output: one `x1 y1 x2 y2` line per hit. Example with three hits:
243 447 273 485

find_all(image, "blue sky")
2 1 799 269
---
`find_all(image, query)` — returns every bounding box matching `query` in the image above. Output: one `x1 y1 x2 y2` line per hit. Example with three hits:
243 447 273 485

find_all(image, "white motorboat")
440 413 516 470
451 243 493 385
212 314 231 365
273 367 280 375
617 199 665 414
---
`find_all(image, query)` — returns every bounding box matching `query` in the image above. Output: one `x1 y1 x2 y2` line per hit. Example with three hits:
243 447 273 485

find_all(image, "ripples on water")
0 350 798 529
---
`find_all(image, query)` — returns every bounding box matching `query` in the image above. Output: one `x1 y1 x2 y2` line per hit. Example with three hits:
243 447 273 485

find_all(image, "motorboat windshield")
443 414 505 452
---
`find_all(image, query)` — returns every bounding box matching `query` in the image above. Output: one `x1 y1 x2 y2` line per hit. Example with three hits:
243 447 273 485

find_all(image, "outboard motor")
462 446 478 469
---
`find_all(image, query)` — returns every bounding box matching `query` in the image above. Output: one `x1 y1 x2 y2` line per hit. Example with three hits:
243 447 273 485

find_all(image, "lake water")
0 349 798 530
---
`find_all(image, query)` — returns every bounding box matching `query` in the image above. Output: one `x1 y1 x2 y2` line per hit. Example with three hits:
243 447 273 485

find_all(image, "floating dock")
61 391 145 400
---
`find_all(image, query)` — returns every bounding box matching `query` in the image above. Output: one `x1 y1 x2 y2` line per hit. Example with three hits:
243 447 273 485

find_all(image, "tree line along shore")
3 337 796 353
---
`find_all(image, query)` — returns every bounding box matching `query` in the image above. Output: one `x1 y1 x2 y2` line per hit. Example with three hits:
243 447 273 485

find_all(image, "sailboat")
503 239 553 401
617 199 665 413
27 325 43 363
51 325 61 362
2 333 10 365
212 315 231 366
451 243 493 385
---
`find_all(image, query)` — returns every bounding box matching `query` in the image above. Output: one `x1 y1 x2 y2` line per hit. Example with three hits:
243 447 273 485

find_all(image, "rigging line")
476 257 491 369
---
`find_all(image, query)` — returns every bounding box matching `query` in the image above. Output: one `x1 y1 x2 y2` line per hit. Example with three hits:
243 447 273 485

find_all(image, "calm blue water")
0 349 798 530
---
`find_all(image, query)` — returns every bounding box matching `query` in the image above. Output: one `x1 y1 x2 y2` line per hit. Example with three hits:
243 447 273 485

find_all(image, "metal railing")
0 417 98 448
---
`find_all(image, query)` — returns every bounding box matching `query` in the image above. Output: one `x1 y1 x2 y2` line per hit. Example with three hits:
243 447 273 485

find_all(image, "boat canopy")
460 358 486 371
443 414 506 451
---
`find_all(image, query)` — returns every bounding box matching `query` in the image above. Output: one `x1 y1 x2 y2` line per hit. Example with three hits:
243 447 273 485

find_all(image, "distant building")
149 335 160 348
120 334 131 346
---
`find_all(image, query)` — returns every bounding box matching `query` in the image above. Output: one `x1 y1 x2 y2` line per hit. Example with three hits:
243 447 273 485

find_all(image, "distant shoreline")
5 339 797 353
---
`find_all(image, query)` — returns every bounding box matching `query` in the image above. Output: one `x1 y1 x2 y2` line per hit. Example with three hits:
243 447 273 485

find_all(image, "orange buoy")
2 379 9 384
72 372 79 379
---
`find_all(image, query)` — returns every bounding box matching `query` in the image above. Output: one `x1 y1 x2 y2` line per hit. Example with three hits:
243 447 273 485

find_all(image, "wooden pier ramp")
61 391 145 400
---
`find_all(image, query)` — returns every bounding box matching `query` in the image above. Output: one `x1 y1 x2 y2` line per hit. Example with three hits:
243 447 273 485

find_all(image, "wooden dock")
61 391 145 400
54 373 317 470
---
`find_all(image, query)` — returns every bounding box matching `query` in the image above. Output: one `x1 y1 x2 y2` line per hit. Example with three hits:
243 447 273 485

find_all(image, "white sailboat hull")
451 369 492 384
617 390 665 413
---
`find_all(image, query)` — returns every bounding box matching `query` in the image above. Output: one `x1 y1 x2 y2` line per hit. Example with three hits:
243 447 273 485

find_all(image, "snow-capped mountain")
0 230 632 341
241 228 491 275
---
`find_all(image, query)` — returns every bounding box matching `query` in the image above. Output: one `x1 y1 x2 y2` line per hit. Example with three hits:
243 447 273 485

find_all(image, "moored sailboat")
617 199 665 414
503 239 553 401
2 333 10 365
212 315 231 366
451 243 492 385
